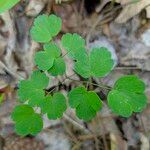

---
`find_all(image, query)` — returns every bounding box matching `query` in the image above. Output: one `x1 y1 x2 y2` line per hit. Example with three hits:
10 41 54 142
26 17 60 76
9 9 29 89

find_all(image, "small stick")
63 113 90 134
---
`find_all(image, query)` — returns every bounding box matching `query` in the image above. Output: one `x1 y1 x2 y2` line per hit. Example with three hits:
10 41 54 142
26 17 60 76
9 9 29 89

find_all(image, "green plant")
11 14 147 136
0 94 4 105
0 0 19 14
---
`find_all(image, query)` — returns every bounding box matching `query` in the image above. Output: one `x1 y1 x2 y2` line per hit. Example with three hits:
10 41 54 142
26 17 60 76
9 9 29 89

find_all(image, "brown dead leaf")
115 0 136 5
55 0 73 4
53 2 78 33
25 0 48 17
140 133 149 150
110 133 127 150
146 6 150 18
115 0 150 23
3 136 44 150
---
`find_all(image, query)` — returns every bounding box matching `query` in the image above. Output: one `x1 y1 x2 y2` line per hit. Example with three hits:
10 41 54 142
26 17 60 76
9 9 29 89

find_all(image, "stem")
66 77 112 90
46 80 66 95
46 74 112 95
63 113 90 134
115 66 140 70
62 52 68 58
46 73 76 94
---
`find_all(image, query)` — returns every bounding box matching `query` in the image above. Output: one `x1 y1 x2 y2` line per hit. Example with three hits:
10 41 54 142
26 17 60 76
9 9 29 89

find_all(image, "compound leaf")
40 93 67 119
0 0 19 14
18 70 49 106
34 43 61 71
61 33 86 59
108 75 147 117
68 86 102 121
74 47 114 78
11 105 43 136
30 14 62 43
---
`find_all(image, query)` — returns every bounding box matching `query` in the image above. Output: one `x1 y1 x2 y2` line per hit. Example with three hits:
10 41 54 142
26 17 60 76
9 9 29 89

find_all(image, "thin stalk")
46 73 76 94
62 52 68 58
66 77 112 90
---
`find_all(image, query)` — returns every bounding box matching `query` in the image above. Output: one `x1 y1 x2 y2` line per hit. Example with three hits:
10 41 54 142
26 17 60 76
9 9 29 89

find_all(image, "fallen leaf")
146 6 150 18
25 0 48 17
115 0 150 23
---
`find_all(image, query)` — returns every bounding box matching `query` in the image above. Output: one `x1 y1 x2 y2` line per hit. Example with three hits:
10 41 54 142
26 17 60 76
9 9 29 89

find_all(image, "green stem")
46 73 76 94
62 52 68 58
66 77 112 90
46 74 112 95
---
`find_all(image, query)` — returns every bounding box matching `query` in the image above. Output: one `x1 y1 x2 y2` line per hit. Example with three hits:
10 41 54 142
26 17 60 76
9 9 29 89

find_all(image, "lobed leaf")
74 47 114 78
18 70 49 106
74 53 91 78
48 57 66 76
11 105 43 136
39 92 67 119
90 48 114 77
34 43 61 71
61 33 86 59
68 86 102 121
34 43 66 76
108 75 147 117
30 14 62 43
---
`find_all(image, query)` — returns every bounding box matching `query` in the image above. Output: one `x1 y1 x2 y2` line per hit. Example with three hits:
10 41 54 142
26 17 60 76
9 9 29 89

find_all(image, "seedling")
11 14 147 136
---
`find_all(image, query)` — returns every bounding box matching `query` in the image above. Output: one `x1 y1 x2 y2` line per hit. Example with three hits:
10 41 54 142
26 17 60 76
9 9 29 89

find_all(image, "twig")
63 113 90 134
78 134 98 140
96 0 110 13
115 66 141 70
79 0 85 16
0 61 25 80
62 120 79 144
96 0 140 13
99 115 109 150
72 142 82 150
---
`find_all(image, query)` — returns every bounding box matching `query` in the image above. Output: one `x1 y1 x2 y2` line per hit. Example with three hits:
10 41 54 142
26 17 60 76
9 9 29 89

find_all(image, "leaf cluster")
11 14 147 136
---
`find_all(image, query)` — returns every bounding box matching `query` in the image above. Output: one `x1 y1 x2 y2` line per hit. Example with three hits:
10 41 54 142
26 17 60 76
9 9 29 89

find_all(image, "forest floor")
0 0 150 149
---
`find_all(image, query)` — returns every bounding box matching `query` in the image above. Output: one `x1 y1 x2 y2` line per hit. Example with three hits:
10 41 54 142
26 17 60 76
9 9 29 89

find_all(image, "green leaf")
90 48 114 77
74 53 91 78
61 33 86 59
108 75 147 117
68 86 102 121
11 105 43 136
30 14 62 43
74 47 114 78
34 43 61 71
18 70 49 106
0 0 19 14
40 93 67 119
0 94 4 105
48 57 66 76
